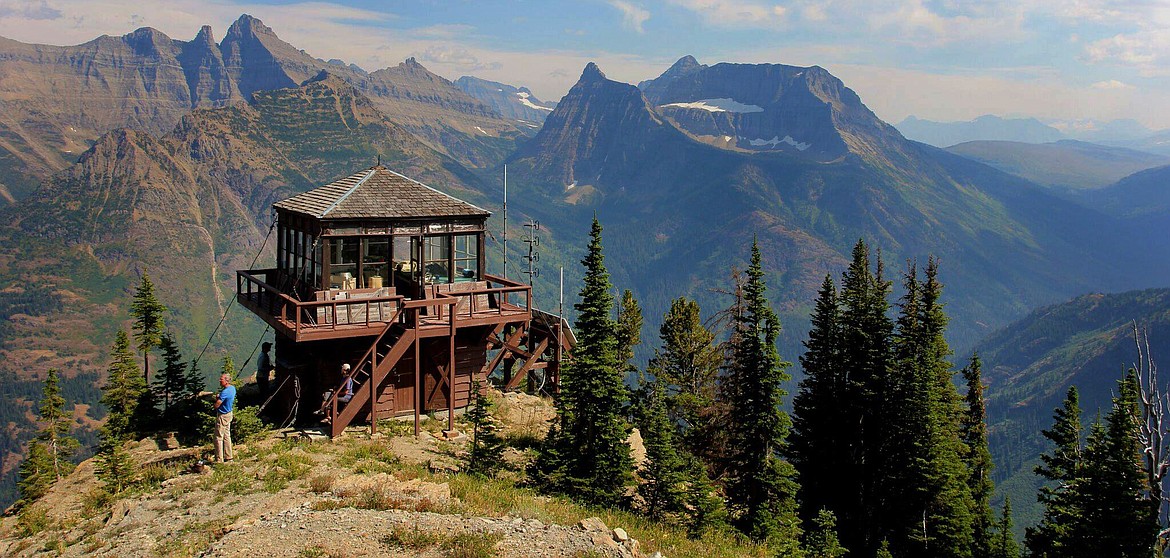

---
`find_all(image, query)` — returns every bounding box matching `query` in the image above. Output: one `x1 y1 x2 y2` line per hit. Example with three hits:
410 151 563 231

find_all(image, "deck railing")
237 270 532 340
236 269 405 338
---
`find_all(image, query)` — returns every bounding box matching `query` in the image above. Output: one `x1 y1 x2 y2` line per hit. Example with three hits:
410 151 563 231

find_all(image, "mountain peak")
581 62 606 82
193 25 215 45
226 14 276 39
667 55 701 74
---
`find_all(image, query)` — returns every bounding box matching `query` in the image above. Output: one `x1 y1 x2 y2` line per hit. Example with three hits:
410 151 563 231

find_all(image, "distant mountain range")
898 114 1169 154
506 58 1169 353
945 140 1169 190
0 14 536 206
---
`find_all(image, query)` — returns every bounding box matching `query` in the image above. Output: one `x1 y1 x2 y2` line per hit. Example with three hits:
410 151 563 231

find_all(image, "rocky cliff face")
638 56 907 163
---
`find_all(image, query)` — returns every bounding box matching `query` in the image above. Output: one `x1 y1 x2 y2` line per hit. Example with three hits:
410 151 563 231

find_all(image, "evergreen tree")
1067 372 1158 557
910 259 975 557
655 296 722 467
16 369 79 507
1026 387 1083 558
615 289 643 380
97 331 148 493
960 354 995 558
101 330 152 441
991 497 1020 558
721 241 801 546
16 442 54 506
465 380 505 478
95 439 137 494
153 333 187 417
805 508 848 558
635 377 689 520
532 217 633 507
836 239 893 554
130 272 167 382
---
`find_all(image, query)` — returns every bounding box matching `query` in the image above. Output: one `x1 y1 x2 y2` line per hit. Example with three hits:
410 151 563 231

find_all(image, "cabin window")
424 236 450 284
362 238 388 289
328 238 359 289
453 234 478 282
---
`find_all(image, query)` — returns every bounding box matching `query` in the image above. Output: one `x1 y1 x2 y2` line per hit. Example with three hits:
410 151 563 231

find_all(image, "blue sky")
1 0 1167 129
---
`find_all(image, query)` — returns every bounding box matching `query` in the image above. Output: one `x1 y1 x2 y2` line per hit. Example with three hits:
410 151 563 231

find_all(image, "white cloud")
1091 79 1133 89
1085 28 1170 77
608 0 650 33
413 45 501 72
668 0 787 28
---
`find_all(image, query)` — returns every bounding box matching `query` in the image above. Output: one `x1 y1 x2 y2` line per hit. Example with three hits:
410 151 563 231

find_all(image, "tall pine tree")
836 239 893 554
1027 387 1083 558
652 297 721 459
911 259 975 558
532 217 633 507
790 275 848 523
97 331 148 493
1067 371 1158 557
991 497 1019 558
130 272 167 383
961 353 995 558
16 369 79 507
721 241 801 547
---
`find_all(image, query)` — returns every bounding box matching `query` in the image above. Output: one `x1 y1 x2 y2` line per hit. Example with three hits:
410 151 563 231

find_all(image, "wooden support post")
370 343 378 436
448 311 456 433
413 310 421 437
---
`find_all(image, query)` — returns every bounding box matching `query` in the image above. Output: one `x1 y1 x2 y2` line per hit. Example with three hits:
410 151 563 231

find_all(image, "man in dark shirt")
256 342 273 397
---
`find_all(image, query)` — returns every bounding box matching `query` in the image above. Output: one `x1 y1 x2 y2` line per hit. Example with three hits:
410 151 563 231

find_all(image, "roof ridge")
319 169 376 218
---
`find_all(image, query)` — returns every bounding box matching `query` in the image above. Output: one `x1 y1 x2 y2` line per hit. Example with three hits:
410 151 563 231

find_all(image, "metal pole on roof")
502 165 507 279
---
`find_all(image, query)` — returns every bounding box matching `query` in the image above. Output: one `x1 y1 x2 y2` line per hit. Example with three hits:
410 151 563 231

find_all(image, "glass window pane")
424 236 449 284
328 238 358 289
453 234 478 282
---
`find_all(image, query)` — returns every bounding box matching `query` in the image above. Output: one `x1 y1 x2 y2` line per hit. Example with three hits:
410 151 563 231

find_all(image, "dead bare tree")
1132 321 1169 553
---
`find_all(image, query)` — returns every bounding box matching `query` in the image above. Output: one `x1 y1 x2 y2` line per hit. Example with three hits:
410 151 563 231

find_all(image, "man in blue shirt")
214 374 236 463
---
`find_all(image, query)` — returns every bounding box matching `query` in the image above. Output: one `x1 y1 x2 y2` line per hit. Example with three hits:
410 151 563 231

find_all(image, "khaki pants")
215 412 234 462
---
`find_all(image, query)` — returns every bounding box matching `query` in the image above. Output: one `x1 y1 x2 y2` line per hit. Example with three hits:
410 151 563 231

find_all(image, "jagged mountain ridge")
0 14 523 204
453 75 556 129
506 61 1170 351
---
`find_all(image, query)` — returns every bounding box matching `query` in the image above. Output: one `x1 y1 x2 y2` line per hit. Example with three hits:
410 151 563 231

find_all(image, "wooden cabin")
236 165 570 436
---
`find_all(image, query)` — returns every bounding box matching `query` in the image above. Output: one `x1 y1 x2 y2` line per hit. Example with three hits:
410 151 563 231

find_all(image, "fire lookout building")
236 165 570 436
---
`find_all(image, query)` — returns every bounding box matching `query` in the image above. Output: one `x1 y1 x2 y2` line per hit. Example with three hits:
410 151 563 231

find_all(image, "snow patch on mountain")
746 135 811 151
516 91 553 112
661 98 764 113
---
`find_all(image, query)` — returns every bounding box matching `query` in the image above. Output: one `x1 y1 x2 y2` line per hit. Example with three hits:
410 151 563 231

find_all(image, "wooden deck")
236 269 532 342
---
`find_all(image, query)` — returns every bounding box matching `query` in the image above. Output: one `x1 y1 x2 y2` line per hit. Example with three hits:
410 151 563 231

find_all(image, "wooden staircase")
327 322 416 437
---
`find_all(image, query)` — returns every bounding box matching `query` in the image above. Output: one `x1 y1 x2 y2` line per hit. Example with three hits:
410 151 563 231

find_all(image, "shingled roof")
274 166 490 220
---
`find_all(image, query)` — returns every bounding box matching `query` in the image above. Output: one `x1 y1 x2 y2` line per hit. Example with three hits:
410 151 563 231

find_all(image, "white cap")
342 363 351 371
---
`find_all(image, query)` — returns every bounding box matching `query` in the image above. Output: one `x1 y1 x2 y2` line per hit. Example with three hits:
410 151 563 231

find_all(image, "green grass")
380 526 446 549
443 532 502 558
446 474 768 558
150 517 236 557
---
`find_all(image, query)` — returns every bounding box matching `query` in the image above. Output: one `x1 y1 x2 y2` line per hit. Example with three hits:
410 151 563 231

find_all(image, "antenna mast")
502 166 507 279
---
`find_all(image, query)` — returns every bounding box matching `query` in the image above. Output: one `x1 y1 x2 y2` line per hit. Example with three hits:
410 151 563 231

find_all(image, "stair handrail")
326 310 400 420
